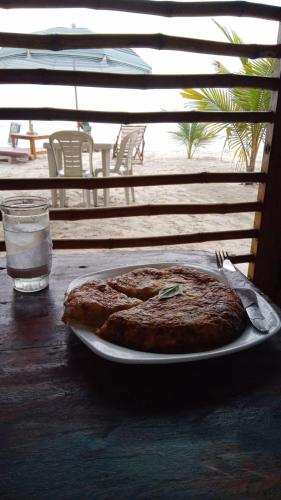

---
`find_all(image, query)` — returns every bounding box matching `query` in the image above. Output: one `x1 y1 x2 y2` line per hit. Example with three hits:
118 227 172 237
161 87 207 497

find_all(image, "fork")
215 250 229 269
215 250 268 332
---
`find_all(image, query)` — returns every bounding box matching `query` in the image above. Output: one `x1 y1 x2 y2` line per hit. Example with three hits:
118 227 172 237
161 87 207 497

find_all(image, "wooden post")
251 23 281 306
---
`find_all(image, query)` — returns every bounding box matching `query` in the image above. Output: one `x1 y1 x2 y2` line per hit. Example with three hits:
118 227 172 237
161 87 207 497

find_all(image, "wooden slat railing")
0 173 263 262
35 228 260 249
0 70 278 90
0 229 259 253
0 1 280 22
0 174 261 263
48 202 262 220
0 0 280 298
0 172 267 191
52 228 259 249
0 108 275 124
0 202 262 222
0 33 280 59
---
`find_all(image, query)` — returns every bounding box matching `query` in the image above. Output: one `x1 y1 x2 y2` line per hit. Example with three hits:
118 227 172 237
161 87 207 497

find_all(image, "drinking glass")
1 195 52 292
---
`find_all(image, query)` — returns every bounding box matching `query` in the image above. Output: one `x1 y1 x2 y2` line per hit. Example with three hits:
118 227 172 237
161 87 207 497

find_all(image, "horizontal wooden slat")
231 253 255 264
0 108 275 124
0 245 255 264
0 69 278 90
46 202 262 220
0 172 266 191
39 229 261 248
0 228 259 252
0 1 280 23
0 33 280 59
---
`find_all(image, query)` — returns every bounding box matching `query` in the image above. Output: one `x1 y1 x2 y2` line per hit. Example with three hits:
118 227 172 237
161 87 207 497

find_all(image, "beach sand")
0 148 260 272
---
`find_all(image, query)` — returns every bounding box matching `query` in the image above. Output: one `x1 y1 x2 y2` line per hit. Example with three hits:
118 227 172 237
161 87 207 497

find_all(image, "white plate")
66 262 281 364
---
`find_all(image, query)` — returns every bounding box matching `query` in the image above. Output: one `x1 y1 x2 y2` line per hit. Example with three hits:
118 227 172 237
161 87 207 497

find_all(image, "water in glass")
1 196 52 292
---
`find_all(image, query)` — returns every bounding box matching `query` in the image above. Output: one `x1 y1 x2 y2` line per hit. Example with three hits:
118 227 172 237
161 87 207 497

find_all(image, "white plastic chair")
93 130 138 206
112 125 146 163
45 141 62 207
49 130 94 207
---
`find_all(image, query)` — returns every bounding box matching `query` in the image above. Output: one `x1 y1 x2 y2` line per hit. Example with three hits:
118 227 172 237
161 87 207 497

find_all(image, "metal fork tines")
215 250 229 269
215 250 269 333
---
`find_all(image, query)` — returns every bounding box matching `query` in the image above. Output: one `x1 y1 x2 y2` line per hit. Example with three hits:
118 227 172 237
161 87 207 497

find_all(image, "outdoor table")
92 142 112 206
44 141 113 206
11 133 50 159
1 249 281 498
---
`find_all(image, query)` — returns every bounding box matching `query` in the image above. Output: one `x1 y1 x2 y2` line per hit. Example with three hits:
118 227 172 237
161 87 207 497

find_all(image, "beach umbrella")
0 25 152 131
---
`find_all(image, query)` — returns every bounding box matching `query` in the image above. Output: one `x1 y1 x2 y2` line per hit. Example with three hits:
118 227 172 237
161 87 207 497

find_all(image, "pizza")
62 279 142 329
107 265 207 300
63 266 247 353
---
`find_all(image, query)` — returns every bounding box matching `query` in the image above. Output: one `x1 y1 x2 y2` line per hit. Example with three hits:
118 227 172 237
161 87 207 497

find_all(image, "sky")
0 0 280 150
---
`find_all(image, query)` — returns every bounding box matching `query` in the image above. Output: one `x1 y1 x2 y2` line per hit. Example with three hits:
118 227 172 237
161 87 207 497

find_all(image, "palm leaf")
213 60 230 74
170 122 218 158
212 20 248 67
180 22 276 171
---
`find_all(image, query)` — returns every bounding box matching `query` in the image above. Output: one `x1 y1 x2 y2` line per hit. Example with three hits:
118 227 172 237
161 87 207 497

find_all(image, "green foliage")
181 21 276 171
170 122 218 158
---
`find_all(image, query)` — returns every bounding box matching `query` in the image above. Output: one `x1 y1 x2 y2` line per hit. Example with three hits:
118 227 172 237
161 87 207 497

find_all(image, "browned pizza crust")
107 265 210 300
97 269 247 353
63 266 247 354
62 279 142 329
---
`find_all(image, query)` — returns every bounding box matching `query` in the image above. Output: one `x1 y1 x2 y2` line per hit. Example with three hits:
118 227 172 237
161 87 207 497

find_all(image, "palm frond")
180 22 276 170
212 20 244 45
213 60 230 74
169 122 218 158
212 20 248 67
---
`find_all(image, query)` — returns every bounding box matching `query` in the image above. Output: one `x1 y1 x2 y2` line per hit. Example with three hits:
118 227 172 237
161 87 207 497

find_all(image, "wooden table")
11 133 50 159
44 142 112 206
1 250 281 498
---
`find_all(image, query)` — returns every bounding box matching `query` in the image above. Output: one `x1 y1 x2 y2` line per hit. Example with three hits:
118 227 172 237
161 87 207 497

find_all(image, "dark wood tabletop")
1 250 281 499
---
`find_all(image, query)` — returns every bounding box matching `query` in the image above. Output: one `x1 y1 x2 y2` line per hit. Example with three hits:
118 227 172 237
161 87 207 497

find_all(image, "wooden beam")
0 172 266 191
0 32 280 59
38 229 261 248
45 202 262 220
0 228 259 252
252 24 281 307
231 253 255 265
0 108 274 124
0 69 278 90
0 241 255 265
0 1 280 22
